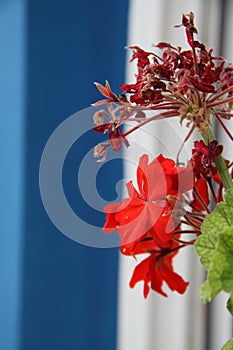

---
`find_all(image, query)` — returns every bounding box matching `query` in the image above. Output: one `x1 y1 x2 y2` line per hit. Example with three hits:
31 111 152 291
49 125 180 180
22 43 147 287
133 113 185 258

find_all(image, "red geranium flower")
103 154 193 249
129 241 189 298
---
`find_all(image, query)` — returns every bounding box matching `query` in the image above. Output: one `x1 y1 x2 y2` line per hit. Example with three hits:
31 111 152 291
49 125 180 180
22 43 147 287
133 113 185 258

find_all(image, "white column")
117 1 232 349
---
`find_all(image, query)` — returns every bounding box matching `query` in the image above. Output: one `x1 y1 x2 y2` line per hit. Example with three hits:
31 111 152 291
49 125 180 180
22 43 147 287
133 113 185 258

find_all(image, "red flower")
94 122 129 152
120 46 167 105
120 81 164 105
192 140 223 178
129 241 189 298
128 46 151 68
103 154 193 249
192 176 210 211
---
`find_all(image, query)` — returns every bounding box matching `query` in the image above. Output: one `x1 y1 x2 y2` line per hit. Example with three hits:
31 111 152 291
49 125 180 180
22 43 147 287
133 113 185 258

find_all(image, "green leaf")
205 229 233 296
225 188 233 208
200 280 212 303
195 189 233 307
195 230 218 270
227 295 233 316
221 338 233 350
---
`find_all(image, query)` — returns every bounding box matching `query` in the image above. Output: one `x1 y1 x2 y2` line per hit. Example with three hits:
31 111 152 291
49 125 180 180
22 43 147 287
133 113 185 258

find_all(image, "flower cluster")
104 154 193 297
91 12 233 298
93 12 232 163
103 149 226 297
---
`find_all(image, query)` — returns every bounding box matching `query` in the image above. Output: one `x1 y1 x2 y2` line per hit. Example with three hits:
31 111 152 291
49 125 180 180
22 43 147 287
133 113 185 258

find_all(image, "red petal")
192 177 210 211
137 154 149 197
186 28 194 48
117 205 150 246
160 264 189 294
151 270 167 297
129 255 152 298
93 123 111 133
126 181 140 198
156 42 172 49
121 235 158 256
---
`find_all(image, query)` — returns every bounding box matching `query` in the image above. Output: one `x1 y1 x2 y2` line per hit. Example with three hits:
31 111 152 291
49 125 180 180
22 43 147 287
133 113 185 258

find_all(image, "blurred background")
0 0 232 350
1 0 128 349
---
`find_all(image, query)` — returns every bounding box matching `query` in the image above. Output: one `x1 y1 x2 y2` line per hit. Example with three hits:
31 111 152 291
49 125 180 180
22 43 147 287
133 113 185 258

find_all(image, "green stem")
201 128 233 190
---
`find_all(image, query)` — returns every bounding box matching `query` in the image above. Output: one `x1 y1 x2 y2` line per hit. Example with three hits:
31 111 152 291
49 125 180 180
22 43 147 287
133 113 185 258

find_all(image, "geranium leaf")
194 230 218 270
227 295 233 316
221 338 233 350
195 189 233 308
206 229 233 295
200 280 213 303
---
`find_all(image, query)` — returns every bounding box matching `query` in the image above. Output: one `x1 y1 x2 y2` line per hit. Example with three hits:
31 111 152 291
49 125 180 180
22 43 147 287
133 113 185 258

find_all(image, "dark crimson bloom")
93 12 233 144
120 46 167 105
221 66 233 93
129 241 189 298
120 81 165 105
128 45 151 68
92 106 130 160
93 122 129 152
189 140 224 211
103 154 193 250
180 12 198 49
192 140 223 178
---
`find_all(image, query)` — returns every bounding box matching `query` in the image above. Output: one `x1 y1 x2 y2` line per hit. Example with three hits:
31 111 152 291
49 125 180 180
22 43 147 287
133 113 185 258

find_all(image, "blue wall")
0 0 129 349
0 0 25 349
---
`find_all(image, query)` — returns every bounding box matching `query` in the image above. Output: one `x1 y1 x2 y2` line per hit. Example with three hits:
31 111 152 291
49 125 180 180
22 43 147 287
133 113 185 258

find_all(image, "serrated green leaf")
203 230 233 301
227 295 233 316
194 231 218 270
225 189 233 207
200 280 212 303
221 338 233 350
195 189 233 307
201 193 233 236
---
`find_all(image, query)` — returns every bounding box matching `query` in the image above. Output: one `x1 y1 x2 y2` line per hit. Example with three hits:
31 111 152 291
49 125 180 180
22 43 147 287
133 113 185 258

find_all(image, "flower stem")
201 128 233 189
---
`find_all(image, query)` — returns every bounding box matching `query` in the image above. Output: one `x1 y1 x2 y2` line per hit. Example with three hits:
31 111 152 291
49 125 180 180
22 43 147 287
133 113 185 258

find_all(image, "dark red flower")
128 46 151 68
221 66 233 91
120 76 166 105
192 140 223 178
129 241 189 297
93 122 129 153
177 12 198 49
